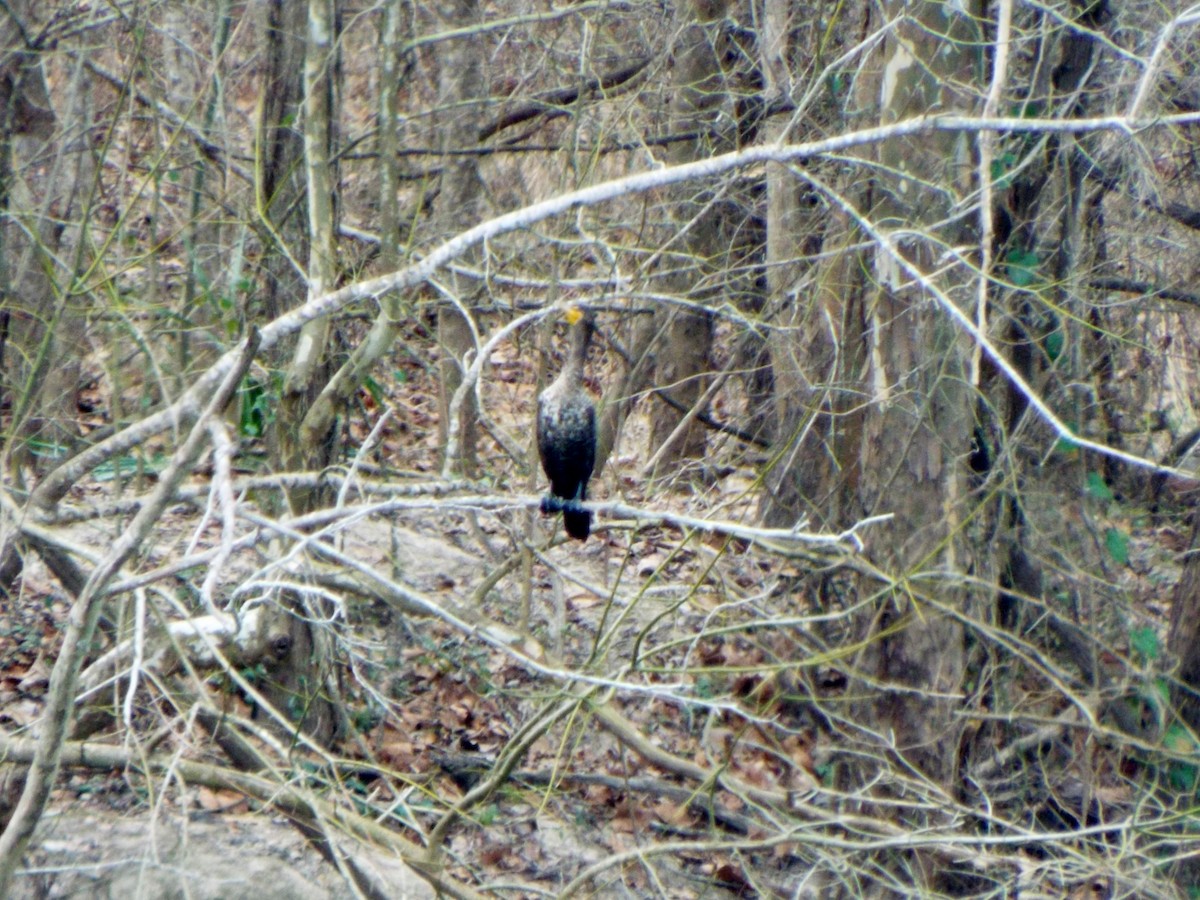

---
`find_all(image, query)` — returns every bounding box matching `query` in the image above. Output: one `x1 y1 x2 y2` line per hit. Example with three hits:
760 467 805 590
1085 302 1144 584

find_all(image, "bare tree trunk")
820 16 984 857
174 0 235 386
646 0 733 478
290 0 414 475
433 0 487 478
254 0 309 499
1169 512 1200 728
259 0 344 747
0 5 83 487
257 0 341 500
0 4 85 602
377 0 409 278
255 0 308 326
278 0 339 491
1167 506 1200 893
843 0 982 794
749 9 987 879
757 0 851 530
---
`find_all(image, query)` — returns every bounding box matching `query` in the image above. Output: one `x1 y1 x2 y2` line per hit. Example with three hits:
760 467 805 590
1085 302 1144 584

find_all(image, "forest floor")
0 316 1191 897
0 322 824 897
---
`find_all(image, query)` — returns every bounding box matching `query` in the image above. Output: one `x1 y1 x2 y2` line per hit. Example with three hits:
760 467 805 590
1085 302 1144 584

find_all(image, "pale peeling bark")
849 0 984 793
279 0 338 489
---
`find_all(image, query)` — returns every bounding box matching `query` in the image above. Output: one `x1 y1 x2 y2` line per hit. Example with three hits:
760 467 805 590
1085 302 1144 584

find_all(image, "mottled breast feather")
537 378 596 539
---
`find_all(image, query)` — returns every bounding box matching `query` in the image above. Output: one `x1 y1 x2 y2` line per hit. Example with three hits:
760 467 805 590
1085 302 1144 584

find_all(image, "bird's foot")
540 495 563 515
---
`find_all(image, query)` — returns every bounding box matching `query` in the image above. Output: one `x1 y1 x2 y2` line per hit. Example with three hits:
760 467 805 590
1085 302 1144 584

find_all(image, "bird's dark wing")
537 393 596 501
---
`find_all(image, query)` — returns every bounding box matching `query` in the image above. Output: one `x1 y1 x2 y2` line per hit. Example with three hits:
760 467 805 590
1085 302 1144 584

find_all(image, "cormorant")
537 306 596 541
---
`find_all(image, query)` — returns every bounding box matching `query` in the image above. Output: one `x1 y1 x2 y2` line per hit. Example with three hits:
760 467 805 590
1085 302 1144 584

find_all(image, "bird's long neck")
559 314 593 389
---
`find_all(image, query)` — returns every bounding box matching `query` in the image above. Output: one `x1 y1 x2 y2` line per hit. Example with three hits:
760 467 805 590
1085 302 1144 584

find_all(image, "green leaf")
237 376 276 439
1043 328 1064 361
1166 722 1199 753
1154 675 1171 704
25 438 68 461
1171 761 1199 794
990 151 1018 189
1013 99 1044 119
1165 724 1200 792
1053 435 1080 457
363 375 385 407
1105 527 1129 566
94 454 158 482
1085 471 1114 502
1005 248 1040 287
1130 626 1159 663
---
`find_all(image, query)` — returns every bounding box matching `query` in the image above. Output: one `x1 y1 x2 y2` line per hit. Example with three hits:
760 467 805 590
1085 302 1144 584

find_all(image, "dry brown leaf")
652 797 692 827
196 786 248 813
0 698 41 727
16 654 50 695
377 739 418 769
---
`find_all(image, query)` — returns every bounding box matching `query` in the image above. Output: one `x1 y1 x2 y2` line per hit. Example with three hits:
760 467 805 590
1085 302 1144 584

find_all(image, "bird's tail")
563 507 591 541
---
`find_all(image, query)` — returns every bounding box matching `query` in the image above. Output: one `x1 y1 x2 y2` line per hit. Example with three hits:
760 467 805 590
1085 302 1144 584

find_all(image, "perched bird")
537 305 596 540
